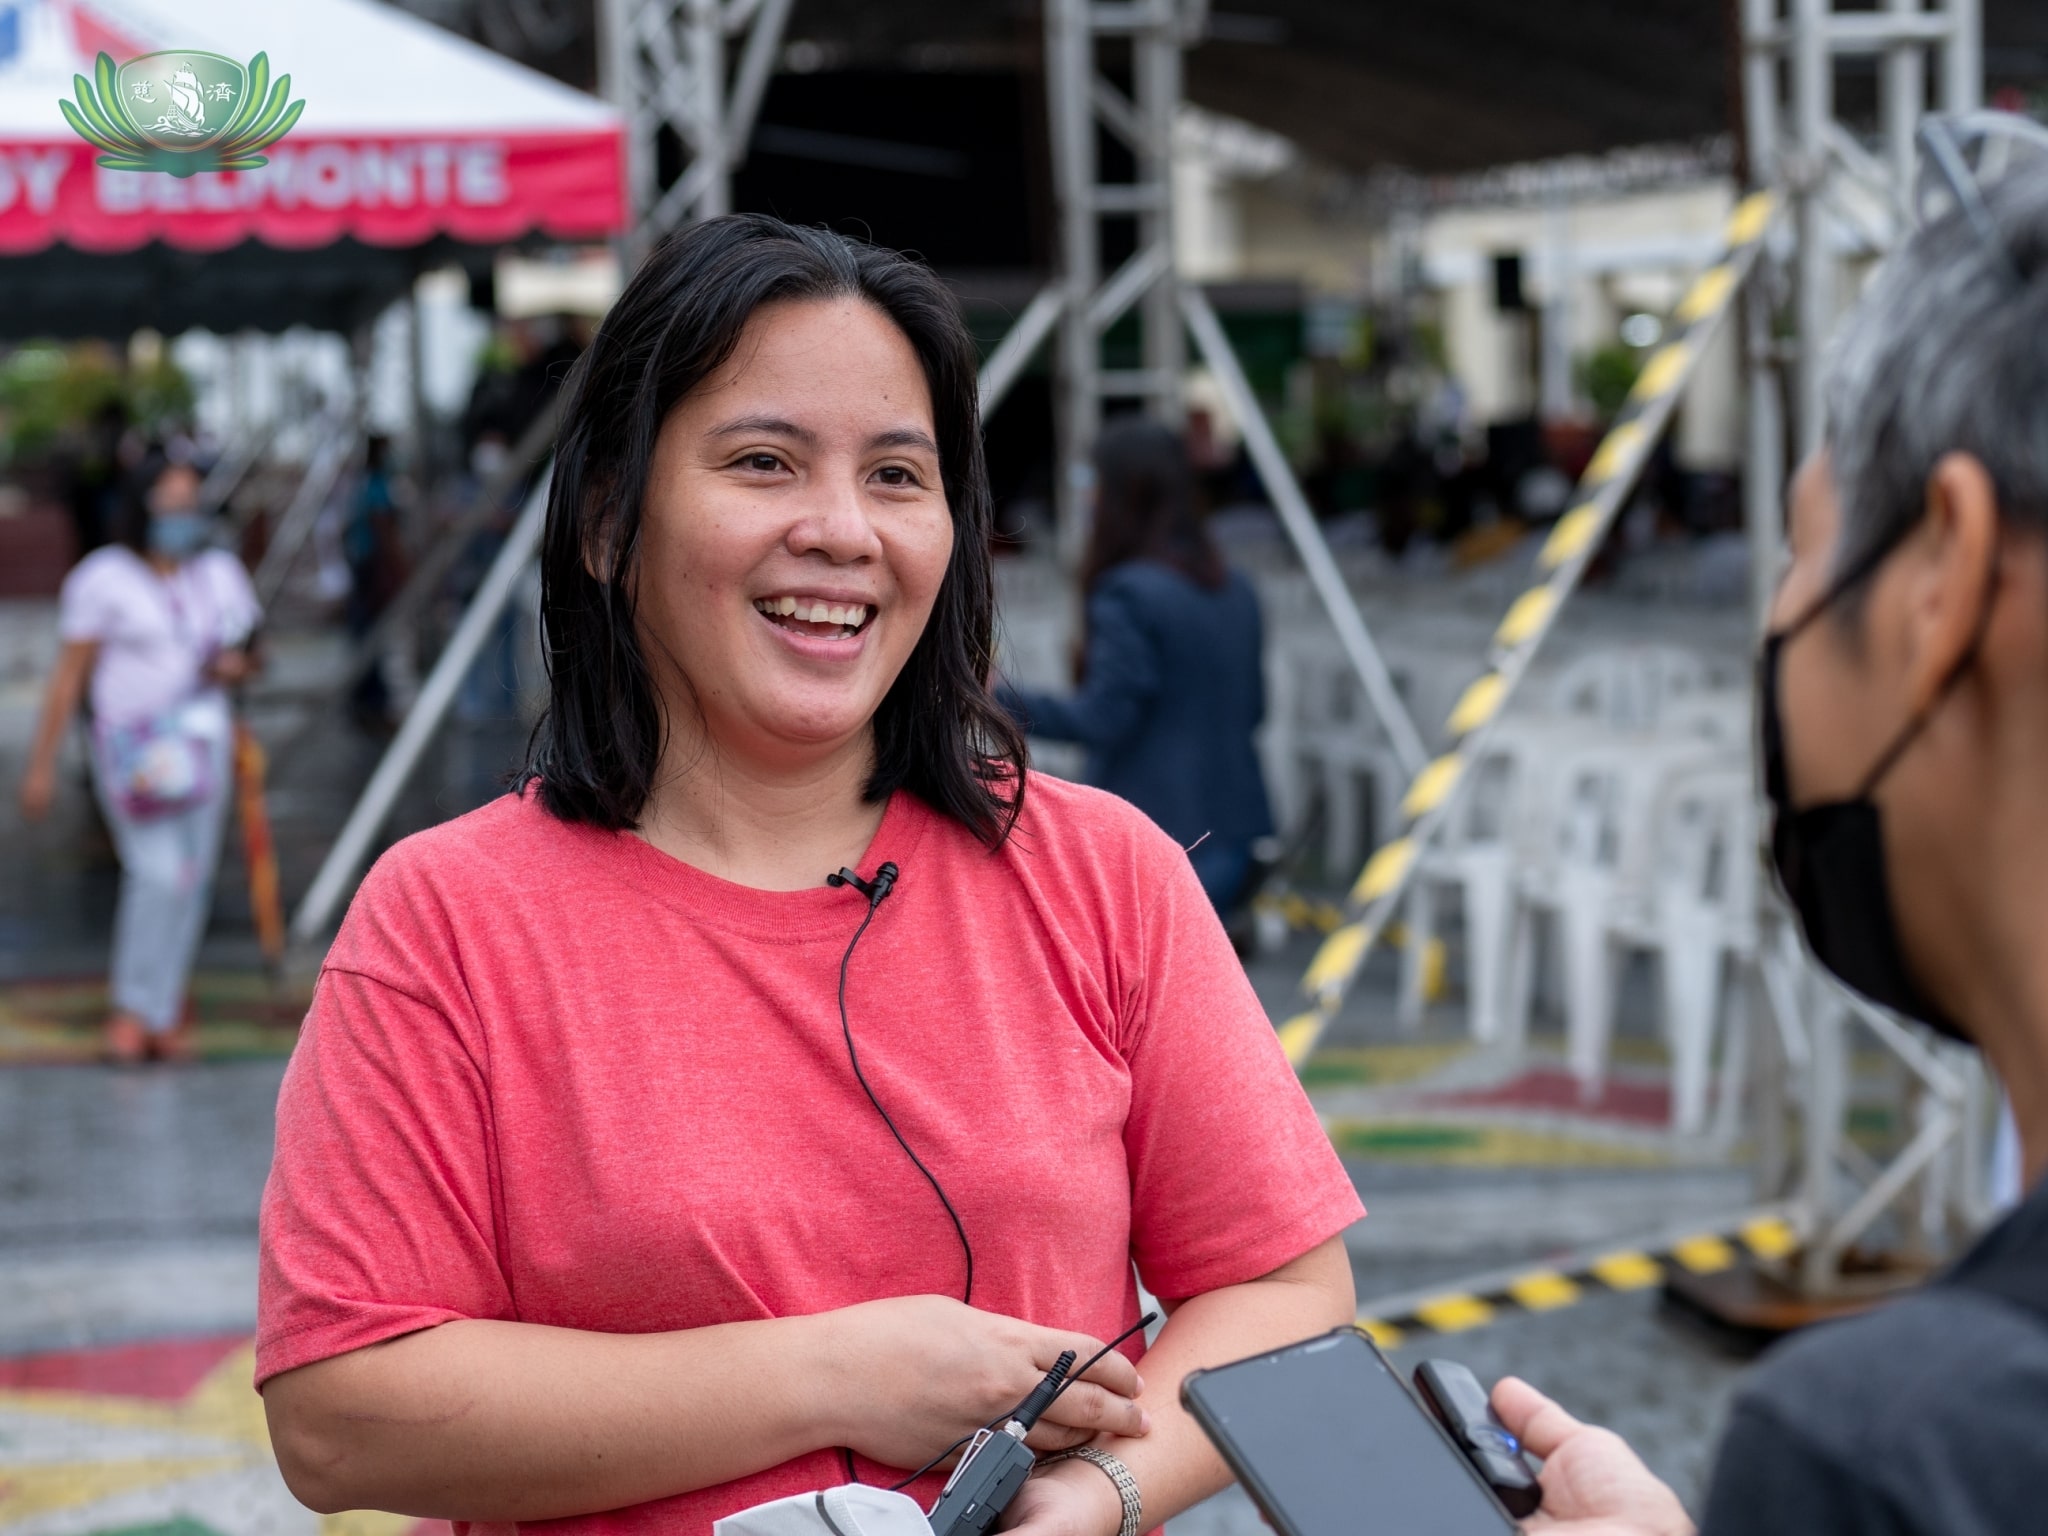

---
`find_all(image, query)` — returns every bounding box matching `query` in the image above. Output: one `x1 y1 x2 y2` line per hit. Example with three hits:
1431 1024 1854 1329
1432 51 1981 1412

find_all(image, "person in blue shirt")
999 417 1274 912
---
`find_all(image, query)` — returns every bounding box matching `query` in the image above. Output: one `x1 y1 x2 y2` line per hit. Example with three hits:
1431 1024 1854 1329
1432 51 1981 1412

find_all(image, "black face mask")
1757 547 1991 1044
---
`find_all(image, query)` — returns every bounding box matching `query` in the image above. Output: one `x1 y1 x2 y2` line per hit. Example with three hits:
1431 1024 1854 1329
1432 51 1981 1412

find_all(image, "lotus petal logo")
60 49 305 177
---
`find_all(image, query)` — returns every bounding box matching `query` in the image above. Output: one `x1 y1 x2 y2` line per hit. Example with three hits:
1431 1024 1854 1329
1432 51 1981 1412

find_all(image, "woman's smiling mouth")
752 595 873 639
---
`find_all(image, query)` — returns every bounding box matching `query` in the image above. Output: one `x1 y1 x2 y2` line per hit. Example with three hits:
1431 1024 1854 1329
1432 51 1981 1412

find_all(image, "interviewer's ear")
1899 452 2001 715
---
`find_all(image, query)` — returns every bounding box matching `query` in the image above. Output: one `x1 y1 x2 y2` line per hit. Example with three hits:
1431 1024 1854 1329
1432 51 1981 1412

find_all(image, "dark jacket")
1000 560 1274 850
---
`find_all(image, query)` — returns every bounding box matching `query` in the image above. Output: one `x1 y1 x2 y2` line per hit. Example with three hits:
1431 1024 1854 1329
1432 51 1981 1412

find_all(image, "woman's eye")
874 465 920 487
738 453 784 473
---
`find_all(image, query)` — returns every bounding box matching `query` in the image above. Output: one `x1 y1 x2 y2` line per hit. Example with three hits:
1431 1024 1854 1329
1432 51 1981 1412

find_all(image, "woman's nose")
787 478 883 562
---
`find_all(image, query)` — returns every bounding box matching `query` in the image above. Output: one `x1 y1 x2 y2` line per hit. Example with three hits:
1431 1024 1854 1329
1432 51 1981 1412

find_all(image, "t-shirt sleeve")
203 552 263 646
1700 1400 1919 1536
1117 825 1364 1298
256 943 512 1386
56 556 122 644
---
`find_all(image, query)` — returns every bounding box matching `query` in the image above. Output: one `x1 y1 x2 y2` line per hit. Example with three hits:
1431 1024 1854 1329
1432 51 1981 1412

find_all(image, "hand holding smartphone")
1181 1328 1540 1536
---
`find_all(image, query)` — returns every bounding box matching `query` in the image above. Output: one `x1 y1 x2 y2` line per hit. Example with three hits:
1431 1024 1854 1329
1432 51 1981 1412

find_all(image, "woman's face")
633 297 955 774
148 464 202 520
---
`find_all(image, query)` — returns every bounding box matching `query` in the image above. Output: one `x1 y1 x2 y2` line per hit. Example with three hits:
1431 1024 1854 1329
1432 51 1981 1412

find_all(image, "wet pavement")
0 595 1765 1534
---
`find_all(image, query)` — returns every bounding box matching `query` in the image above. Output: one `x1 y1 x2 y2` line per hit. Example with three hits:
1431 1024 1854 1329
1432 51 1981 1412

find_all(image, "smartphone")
1181 1327 1521 1536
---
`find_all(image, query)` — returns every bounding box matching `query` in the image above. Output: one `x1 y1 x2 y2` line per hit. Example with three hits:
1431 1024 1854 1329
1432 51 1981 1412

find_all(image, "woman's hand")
821 1296 1148 1473
205 647 256 686
18 762 56 822
1491 1378 1695 1536
1000 1459 1123 1536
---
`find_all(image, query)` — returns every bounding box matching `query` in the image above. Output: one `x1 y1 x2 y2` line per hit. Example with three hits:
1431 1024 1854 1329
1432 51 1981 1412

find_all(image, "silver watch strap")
1036 1445 1142 1536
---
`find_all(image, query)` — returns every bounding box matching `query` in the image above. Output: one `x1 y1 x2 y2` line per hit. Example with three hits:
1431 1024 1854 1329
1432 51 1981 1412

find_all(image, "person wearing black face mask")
1457 118 2048 1536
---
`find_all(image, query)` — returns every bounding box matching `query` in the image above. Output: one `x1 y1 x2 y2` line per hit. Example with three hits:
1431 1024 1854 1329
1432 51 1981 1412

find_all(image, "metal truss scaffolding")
598 0 795 251
1004 0 1428 771
1739 0 1993 1298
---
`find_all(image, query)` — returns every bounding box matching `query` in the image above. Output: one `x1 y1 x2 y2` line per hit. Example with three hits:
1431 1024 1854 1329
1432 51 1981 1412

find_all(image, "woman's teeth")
753 597 870 631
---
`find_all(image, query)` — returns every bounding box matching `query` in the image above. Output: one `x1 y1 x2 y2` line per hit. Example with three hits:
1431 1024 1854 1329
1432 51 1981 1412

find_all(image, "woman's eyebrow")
707 414 816 444
869 427 940 457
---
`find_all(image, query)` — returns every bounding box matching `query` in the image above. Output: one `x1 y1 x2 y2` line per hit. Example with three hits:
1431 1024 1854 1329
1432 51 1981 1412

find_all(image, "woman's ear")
1903 451 2002 714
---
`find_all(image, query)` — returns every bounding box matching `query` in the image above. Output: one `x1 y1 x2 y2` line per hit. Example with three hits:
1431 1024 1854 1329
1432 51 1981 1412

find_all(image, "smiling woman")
254 215 1362 1536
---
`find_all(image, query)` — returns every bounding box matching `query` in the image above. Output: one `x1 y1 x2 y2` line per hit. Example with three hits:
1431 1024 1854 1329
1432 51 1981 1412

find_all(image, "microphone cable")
831 861 975 1307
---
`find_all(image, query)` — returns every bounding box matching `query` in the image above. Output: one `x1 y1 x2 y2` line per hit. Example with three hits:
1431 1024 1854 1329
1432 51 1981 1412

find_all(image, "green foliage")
0 343 194 467
1579 343 1643 422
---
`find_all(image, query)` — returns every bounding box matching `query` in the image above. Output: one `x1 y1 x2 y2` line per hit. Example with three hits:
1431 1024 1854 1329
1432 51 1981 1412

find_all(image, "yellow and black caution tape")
1275 191 1781 1071
1357 1210 1800 1348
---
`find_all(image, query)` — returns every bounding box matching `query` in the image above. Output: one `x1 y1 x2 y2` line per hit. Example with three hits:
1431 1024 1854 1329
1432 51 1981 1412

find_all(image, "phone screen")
1183 1330 1517 1536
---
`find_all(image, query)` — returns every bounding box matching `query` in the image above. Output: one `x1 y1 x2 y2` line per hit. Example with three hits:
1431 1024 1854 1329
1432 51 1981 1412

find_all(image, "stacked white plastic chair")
1401 642 1757 1132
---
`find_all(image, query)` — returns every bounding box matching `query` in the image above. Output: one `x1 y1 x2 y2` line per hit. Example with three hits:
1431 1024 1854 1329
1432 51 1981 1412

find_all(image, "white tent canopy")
0 0 623 335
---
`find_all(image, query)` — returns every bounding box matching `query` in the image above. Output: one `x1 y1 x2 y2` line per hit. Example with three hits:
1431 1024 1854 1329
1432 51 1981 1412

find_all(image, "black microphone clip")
827 860 899 904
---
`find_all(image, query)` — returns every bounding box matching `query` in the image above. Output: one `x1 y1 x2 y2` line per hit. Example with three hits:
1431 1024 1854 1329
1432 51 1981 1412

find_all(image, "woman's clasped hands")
822 1295 1150 1476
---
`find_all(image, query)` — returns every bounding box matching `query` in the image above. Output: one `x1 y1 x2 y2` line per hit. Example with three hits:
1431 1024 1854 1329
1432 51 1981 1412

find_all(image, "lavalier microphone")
827 861 899 904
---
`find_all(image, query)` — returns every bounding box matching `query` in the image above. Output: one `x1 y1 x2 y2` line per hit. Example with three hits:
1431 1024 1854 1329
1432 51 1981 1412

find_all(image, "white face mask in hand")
716 1484 935 1536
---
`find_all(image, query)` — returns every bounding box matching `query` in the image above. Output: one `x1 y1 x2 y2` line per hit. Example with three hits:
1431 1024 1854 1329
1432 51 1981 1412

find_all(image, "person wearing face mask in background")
1475 119 2048 1536
18 452 262 1063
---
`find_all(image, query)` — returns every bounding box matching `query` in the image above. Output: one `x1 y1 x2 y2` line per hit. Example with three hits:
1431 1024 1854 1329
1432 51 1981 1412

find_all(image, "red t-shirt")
257 775 1363 1534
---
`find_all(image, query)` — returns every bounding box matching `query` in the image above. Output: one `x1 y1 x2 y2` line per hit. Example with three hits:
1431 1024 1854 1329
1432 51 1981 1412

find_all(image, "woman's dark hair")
108 448 186 554
1072 417 1224 683
1078 416 1223 598
520 213 1026 846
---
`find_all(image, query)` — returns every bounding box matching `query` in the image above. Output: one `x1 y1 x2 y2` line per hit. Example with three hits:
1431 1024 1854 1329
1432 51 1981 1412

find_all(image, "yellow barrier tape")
1630 341 1693 404
1742 1216 1800 1260
1357 1318 1406 1350
1303 923 1372 999
1273 197 1769 1073
1508 1270 1583 1312
1672 1234 1738 1275
1276 1011 1323 1064
1351 838 1417 904
1538 503 1603 571
1400 754 1464 819
1591 1251 1665 1291
1725 189 1776 246
1493 585 1558 648
1419 935 1448 1003
1446 671 1507 736
1676 264 1736 326
1414 1293 1495 1334
1582 419 1647 486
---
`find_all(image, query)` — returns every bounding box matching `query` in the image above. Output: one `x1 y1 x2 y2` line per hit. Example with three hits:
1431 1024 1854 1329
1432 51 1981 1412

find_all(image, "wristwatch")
1035 1445 1142 1536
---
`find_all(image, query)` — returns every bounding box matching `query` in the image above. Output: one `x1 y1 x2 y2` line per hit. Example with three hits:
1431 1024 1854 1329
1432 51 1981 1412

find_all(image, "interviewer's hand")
1490 1378 1695 1536
822 1296 1149 1474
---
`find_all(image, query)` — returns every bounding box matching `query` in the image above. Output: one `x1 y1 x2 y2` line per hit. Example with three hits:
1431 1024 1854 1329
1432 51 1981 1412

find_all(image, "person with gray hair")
1478 114 2048 1536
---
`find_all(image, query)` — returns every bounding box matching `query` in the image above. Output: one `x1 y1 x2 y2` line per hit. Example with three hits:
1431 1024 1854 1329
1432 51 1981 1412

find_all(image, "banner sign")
0 129 623 252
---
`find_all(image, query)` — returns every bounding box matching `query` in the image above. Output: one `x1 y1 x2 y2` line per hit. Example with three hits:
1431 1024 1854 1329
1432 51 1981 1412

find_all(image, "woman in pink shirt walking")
19 454 260 1062
256 215 1363 1536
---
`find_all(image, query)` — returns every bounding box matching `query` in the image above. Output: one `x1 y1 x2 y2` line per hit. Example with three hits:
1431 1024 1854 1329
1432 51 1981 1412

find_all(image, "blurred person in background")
1489 123 2048 1536
998 417 1274 915
343 433 407 731
18 453 261 1062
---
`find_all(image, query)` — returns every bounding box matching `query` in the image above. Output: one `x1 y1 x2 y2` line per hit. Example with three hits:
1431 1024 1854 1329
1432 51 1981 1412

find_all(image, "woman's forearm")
26 642 94 780
1105 1237 1357 1529
263 1311 842 1522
